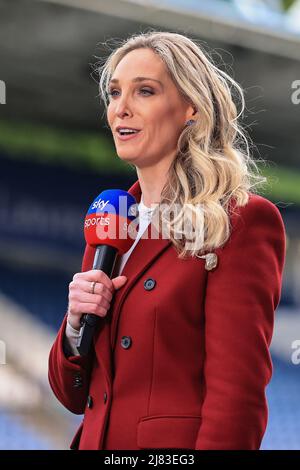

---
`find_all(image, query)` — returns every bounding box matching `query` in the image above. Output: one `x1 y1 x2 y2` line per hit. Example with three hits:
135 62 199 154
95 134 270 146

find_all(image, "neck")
136 157 173 207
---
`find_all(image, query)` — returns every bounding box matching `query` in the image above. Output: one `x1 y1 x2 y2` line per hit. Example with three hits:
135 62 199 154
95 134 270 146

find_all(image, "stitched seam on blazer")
147 306 157 416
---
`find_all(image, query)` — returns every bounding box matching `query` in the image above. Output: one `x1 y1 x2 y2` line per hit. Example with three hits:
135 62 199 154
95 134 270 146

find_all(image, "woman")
48 31 286 450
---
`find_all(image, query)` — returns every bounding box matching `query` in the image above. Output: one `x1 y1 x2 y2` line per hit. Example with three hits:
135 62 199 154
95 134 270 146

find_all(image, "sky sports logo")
88 195 138 218
91 198 110 211
85 216 110 227
0 80 6 104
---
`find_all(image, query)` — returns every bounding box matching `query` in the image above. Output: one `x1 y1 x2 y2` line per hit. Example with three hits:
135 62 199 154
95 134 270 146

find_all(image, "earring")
185 119 195 126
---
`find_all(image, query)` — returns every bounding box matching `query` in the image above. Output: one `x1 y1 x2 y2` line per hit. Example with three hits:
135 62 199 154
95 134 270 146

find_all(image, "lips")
116 126 141 133
116 130 142 141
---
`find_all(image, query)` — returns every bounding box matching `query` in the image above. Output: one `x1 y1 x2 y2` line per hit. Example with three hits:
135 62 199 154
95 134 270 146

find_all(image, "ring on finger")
90 281 97 294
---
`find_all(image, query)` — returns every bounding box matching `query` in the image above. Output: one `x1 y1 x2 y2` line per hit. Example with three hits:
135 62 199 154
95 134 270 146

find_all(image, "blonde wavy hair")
96 30 267 259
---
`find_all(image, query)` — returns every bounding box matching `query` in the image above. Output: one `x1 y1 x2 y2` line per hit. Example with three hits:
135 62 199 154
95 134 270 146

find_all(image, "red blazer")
48 180 286 450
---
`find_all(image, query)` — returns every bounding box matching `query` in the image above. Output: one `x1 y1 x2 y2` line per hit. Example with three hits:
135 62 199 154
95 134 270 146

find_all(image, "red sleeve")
195 195 286 449
48 244 96 415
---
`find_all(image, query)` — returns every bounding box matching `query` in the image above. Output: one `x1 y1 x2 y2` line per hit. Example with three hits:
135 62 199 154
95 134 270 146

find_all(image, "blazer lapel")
110 179 172 350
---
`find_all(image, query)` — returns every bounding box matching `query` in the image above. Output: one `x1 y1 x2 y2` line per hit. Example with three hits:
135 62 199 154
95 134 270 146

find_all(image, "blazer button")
73 373 83 388
121 336 132 349
103 392 108 404
144 278 156 291
87 395 93 409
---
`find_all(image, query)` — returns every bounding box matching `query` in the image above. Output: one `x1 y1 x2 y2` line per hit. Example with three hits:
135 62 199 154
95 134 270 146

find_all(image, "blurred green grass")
0 119 299 204
0 119 131 174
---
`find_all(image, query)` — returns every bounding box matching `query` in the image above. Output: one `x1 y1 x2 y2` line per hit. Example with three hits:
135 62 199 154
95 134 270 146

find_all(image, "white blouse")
113 194 155 276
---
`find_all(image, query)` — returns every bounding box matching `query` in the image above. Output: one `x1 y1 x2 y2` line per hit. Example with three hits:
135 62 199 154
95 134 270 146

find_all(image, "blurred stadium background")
0 0 299 450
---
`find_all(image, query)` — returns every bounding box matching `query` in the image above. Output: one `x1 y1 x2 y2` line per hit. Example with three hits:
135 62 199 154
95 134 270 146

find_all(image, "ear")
185 104 198 122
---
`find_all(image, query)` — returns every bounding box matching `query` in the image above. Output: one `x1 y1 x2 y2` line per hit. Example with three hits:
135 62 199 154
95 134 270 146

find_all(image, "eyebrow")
109 76 163 88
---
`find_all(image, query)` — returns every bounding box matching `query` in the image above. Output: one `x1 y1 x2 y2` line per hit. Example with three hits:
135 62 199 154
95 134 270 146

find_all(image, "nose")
116 109 131 120
115 94 133 119
116 106 132 120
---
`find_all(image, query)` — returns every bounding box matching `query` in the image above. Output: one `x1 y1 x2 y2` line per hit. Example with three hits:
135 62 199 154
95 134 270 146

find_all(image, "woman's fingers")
73 302 108 317
71 290 111 310
70 279 113 302
73 269 114 292
67 270 128 331
111 276 128 290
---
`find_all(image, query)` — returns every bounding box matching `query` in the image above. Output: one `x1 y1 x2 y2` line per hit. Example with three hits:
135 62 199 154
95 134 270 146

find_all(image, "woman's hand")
67 269 128 331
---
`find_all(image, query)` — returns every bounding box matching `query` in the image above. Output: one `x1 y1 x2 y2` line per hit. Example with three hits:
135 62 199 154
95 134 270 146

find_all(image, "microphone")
76 189 138 356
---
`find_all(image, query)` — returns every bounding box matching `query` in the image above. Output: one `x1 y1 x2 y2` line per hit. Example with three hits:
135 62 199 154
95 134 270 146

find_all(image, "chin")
116 150 141 161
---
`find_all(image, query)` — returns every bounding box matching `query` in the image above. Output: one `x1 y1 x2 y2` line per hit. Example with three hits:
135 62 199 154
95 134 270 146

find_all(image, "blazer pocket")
137 415 201 449
70 421 84 450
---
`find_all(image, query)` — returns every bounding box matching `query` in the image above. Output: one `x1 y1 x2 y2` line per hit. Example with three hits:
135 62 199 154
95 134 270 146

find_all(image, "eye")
107 88 154 98
139 88 154 96
107 89 118 97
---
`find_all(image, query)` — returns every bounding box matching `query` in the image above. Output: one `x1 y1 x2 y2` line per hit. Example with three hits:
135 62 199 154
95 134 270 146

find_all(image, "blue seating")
261 356 300 449
0 409 54 450
0 264 70 330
